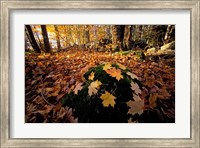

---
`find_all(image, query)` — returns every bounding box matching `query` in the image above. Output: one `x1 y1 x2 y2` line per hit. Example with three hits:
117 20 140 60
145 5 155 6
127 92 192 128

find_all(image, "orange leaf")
105 67 123 81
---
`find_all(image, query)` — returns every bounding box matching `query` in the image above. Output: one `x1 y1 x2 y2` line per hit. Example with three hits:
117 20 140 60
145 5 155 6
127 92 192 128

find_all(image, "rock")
160 41 175 50
62 63 144 123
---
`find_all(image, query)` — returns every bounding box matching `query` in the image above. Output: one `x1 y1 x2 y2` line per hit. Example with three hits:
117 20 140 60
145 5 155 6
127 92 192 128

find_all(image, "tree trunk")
54 25 61 51
112 25 125 51
84 25 90 44
41 25 51 53
123 25 134 50
105 25 112 40
164 25 172 44
93 25 98 49
25 25 41 53
33 25 43 51
138 25 143 40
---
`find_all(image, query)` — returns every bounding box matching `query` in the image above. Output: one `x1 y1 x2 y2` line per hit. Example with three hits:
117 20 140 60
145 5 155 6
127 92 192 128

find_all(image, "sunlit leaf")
100 91 116 108
88 72 95 80
103 62 112 71
105 67 123 81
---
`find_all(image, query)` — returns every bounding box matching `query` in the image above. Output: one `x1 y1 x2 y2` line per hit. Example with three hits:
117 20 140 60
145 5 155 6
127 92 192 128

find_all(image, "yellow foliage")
100 91 116 108
103 62 112 71
88 72 95 80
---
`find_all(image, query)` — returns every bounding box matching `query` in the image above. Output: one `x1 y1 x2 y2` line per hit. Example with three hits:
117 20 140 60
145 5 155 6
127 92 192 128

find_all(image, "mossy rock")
62 63 144 123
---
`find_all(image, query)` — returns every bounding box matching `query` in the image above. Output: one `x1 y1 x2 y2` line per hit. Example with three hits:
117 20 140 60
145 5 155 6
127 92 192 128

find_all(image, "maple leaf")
103 62 112 71
130 81 141 95
73 82 83 95
100 91 116 108
105 67 123 81
149 93 158 108
127 94 144 115
127 71 139 80
117 63 126 70
88 72 95 80
88 80 102 96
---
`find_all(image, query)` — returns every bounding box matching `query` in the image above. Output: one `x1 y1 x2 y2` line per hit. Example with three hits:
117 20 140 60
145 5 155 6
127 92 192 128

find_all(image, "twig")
40 91 54 106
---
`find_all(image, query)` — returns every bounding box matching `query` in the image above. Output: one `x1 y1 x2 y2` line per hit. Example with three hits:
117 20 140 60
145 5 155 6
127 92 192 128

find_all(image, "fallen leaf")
127 94 144 115
103 62 112 71
149 93 158 108
105 67 123 81
127 71 139 80
88 72 95 80
100 91 116 108
88 80 102 96
117 63 126 70
56 93 66 101
130 81 141 95
73 82 83 95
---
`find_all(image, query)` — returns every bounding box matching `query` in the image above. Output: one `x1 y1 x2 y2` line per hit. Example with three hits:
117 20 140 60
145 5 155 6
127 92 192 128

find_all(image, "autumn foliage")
25 25 175 123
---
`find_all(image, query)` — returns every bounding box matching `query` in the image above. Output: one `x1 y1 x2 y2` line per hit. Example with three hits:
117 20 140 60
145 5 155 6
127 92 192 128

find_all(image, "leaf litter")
25 48 175 123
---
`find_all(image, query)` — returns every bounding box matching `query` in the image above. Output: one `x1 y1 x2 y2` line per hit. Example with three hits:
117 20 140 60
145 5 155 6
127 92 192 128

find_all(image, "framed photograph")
1 0 199 147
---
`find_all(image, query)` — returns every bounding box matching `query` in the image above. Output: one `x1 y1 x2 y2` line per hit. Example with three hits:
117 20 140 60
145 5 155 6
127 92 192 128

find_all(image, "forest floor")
25 48 175 123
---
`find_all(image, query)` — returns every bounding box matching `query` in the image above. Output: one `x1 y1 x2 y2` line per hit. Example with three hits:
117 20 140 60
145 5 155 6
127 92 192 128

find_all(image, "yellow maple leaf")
117 63 126 70
88 80 102 96
88 72 95 80
103 62 112 71
130 81 141 95
127 94 144 115
73 82 83 95
127 71 139 80
100 91 116 108
105 67 123 81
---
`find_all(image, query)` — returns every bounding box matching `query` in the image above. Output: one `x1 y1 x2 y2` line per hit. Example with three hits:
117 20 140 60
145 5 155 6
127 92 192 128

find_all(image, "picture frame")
1 0 199 147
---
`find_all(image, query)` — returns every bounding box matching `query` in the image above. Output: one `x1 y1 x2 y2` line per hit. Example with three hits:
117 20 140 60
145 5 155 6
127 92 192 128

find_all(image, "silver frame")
1 0 199 147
